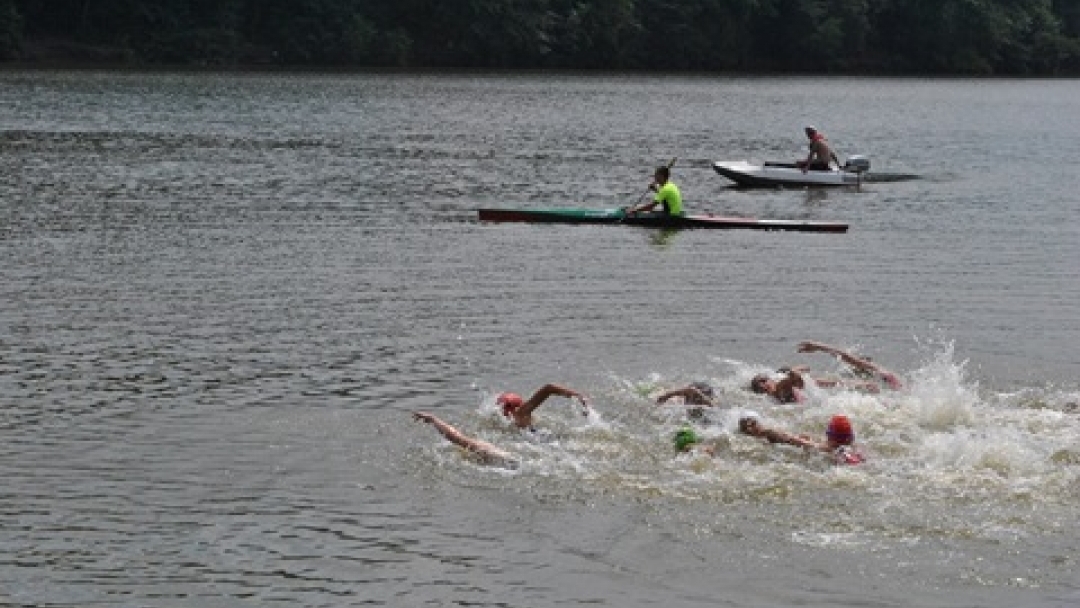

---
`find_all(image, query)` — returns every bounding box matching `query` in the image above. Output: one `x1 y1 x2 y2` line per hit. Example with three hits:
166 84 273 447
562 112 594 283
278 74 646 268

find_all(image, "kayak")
712 156 871 188
477 208 848 233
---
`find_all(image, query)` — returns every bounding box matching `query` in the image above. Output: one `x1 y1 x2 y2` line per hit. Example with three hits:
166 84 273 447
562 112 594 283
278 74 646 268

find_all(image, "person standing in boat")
797 126 840 172
625 165 683 216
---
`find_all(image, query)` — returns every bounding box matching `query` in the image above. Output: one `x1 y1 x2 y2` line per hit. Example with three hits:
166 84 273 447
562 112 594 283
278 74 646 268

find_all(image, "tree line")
2 0 1079 75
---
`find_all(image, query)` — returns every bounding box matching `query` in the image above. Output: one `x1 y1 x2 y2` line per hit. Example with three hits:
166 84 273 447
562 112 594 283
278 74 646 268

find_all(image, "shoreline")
5 59 1080 79
4 64 1079 80
5 37 1079 77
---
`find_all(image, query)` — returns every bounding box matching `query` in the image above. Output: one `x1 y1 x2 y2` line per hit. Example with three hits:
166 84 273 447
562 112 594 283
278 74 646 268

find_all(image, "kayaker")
625 165 683 216
412 411 519 468
797 126 840 172
497 383 591 431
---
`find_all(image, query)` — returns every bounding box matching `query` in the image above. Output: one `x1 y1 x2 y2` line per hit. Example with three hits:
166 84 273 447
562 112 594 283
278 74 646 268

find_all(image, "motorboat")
712 156 871 188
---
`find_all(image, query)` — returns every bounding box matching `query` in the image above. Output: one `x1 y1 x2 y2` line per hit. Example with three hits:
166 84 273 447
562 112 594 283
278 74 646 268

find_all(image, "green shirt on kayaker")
626 165 683 216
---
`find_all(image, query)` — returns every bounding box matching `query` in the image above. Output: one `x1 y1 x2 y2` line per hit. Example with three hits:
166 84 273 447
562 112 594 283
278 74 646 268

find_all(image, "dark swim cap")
737 410 762 434
750 374 770 394
689 382 715 398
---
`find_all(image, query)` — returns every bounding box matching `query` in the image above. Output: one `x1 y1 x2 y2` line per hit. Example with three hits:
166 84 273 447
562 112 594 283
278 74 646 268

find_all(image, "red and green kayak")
477 208 848 233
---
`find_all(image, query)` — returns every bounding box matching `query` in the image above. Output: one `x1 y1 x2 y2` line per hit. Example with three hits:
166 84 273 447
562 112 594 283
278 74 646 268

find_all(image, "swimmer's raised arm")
797 340 871 367
517 384 590 420
797 340 900 388
656 386 713 405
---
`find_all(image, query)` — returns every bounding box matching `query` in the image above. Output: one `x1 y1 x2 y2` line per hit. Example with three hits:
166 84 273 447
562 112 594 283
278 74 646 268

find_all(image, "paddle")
622 157 677 218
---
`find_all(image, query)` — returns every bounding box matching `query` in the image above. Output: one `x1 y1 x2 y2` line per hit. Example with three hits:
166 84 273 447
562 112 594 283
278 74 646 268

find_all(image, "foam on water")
418 340 1080 530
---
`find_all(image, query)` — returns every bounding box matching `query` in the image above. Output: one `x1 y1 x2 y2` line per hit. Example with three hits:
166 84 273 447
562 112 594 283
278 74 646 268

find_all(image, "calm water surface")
1 71 1078 607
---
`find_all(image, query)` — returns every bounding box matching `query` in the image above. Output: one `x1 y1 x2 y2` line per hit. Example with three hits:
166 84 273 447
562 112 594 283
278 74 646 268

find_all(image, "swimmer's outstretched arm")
797 341 892 377
656 386 709 404
413 412 479 451
413 411 512 463
787 435 818 449
758 427 807 448
520 383 590 416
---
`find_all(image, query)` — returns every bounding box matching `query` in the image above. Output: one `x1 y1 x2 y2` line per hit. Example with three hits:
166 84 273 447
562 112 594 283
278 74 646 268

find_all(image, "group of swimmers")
412 340 901 467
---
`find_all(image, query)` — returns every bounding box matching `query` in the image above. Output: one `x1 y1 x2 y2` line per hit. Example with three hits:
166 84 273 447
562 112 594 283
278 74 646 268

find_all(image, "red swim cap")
497 392 523 417
826 415 854 445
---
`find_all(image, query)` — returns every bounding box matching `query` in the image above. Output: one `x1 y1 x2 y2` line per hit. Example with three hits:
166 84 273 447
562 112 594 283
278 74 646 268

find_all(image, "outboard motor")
843 155 871 173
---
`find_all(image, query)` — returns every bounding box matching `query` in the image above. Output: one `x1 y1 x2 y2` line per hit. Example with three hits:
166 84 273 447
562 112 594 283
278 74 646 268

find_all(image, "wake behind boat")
713 156 871 188
477 207 848 233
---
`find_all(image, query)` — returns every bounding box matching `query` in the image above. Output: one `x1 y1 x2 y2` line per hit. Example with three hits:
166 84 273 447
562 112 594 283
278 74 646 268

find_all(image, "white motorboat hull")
712 160 867 188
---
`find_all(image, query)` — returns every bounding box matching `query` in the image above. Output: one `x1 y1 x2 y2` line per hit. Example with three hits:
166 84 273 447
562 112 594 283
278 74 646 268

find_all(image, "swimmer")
656 382 717 406
748 368 807 403
822 415 865 464
658 382 720 421
497 383 590 430
737 412 814 447
749 340 902 401
412 411 518 467
673 427 717 456
738 412 864 464
749 369 874 401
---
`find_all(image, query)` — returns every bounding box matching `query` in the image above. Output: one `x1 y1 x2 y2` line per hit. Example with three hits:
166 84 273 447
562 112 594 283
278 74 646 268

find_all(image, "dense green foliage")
6 0 1080 74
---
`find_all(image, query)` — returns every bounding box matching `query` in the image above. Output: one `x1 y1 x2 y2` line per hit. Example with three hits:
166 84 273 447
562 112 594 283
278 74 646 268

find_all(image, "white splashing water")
424 340 1080 532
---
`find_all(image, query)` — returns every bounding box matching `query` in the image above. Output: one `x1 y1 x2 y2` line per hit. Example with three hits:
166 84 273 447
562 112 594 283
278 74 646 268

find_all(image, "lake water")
1 71 1078 607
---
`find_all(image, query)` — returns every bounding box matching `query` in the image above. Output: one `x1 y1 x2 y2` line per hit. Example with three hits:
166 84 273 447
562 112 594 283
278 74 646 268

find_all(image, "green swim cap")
674 428 700 451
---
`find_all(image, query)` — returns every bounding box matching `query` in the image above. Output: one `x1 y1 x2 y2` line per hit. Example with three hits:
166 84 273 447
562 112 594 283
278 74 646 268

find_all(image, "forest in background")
2 0 1079 75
